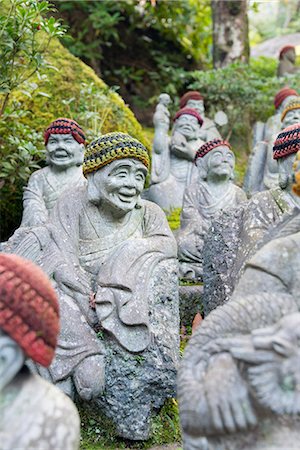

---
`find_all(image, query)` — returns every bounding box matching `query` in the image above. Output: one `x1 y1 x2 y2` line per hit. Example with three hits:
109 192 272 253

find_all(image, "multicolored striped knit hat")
281 97 300 122
274 87 298 110
194 139 232 163
174 108 203 126
273 123 300 160
83 132 150 176
279 45 295 59
179 91 204 109
44 118 86 145
0 253 59 367
292 150 300 196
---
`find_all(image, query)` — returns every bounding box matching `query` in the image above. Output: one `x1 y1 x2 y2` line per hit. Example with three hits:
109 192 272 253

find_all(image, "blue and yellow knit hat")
83 132 150 176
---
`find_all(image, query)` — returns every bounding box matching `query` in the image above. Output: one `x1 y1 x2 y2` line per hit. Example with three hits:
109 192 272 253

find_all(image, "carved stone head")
281 98 300 127
179 91 205 116
173 108 203 140
279 45 296 63
195 139 235 182
83 132 149 216
44 118 85 169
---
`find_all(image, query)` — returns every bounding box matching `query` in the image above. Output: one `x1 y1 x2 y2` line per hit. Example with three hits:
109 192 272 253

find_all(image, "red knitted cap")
0 253 59 367
195 139 232 162
44 118 85 145
179 91 204 109
273 123 300 160
279 45 295 59
174 108 203 126
274 87 298 109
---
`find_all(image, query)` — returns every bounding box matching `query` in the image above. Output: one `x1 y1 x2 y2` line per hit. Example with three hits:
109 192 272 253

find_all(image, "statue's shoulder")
141 199 166 217
28 166 50 181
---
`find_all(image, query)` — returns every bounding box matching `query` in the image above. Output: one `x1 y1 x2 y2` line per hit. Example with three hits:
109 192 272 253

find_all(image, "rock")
179 284 203 326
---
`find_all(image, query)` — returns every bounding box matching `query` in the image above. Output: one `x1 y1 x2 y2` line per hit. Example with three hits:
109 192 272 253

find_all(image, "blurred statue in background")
277 45 298 77
147 108 203 210
245 96 300 195
0 253 80 450
177 139 246 281
151 93 171 184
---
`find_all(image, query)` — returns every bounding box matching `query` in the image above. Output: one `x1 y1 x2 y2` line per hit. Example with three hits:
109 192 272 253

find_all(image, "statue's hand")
204 353 257 434
53 264 91 296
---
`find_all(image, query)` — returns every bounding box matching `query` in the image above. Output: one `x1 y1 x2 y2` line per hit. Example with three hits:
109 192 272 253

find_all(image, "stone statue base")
93 260 179 440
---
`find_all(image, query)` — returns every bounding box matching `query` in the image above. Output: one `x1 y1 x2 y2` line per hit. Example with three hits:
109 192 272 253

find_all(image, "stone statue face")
206 146 235 180
87 158 147 215
285 48 296 63
46 133 84 169
159 93 171 106
186 99 205 116
174 114 200 138
282 108 300 128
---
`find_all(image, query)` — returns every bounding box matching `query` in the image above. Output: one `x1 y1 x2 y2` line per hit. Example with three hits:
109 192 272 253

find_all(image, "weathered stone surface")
179 211 300 449
177 143 246 282
96 260 179 440
9 133 180 441
179 284 203 326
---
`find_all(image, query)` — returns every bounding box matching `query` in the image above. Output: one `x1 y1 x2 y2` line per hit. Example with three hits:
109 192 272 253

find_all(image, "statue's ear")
87 173 100 204
0 335 25 390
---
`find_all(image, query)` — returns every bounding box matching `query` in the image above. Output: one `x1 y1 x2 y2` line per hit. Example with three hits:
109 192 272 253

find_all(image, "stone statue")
202 123 300 315
151 93 171 184
0 253 80 450
146 108 204 210
179 91 223 142
177 139 246 281
245 96 300 195
21 117 86 227
179 200 300 449
277 45 298 77
245 87 298 188
12 132 179 440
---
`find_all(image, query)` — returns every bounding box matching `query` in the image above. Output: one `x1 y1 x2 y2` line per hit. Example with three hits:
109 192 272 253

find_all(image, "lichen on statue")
178 155 300 449
21 118 86 227
11 132 179 440
0 253 80 450
177 139 246 281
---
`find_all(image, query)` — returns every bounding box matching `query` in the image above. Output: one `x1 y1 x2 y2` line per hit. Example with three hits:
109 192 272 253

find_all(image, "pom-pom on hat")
279 45 295 59
174 108 203 126
179 91 204 109
281 97 300 122
274 87 298 110
273 123 300 160
83 132 150 176
0 253 59 367
195 139 231 163
44 118 86 145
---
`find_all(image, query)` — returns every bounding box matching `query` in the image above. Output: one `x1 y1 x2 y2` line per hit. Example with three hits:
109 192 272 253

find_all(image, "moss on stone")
11 38 149 147
166 208 182 231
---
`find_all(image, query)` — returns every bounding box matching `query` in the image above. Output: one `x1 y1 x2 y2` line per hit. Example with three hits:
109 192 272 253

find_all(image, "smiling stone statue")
20 118 86 227
177 139 246 280
13 132 179 440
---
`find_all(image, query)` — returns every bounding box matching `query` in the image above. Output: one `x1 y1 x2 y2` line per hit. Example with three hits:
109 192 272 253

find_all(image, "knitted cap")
44 118 85 145
274 87 298 109
0 253 59 367
195 139 231 162
281 97 300 121
179 91 204 109
174 108 203 126
83 132 150 176
279 45 295 59
273 123 300 160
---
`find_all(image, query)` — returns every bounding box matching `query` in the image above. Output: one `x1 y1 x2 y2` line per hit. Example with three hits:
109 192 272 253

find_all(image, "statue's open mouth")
54 150 71 159
118 191 136 203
